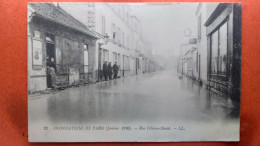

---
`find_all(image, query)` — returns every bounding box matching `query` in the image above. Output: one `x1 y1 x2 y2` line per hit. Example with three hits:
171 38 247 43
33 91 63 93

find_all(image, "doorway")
136 58 139 75
199 54 201 80
46 42 55 88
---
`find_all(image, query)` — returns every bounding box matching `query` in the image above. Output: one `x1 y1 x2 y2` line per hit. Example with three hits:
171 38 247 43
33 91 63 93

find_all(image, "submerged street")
26 3 241 142
28 70 240 142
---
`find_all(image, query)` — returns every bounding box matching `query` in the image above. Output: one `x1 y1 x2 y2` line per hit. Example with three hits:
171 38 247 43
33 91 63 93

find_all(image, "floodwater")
28 70 240 142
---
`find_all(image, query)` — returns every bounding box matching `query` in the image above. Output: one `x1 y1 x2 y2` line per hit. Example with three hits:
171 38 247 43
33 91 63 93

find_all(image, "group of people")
102 61 119 80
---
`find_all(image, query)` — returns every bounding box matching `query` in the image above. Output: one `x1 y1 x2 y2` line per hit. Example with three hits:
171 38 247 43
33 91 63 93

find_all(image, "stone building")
59 3 153 80
28 3 98 92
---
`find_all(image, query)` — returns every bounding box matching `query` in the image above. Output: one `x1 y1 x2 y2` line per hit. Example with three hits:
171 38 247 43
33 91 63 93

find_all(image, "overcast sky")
130 3 198 57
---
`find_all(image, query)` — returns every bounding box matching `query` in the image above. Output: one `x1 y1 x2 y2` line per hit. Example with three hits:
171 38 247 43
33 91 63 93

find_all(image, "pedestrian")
103 61 108 80
113 62 119 79
108 62 113 80
47 57 56 88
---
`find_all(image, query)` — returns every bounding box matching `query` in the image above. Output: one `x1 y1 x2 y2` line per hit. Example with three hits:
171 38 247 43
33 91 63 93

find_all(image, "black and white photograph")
27 2 242 142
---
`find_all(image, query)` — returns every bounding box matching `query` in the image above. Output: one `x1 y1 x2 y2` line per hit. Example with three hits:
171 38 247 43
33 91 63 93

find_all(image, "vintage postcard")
27 2 242 142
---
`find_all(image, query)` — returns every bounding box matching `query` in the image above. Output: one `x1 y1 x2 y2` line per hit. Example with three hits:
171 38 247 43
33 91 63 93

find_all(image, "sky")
130 3 198 57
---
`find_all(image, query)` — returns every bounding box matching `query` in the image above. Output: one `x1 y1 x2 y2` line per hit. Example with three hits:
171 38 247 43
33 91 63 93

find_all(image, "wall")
28 15 96 92
196 4 208 84
60 3 151 80
28 24 47 92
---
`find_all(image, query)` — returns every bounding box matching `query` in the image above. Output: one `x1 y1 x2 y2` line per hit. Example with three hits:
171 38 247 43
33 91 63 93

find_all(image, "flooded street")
28 70 240 142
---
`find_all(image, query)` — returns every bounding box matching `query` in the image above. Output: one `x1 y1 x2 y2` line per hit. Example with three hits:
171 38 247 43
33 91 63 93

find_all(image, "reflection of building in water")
28 3 98 92
178 3 242 102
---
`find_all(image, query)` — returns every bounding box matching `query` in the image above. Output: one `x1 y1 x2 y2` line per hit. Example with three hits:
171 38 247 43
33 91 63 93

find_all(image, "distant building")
27 3 98 92
178 38 198 79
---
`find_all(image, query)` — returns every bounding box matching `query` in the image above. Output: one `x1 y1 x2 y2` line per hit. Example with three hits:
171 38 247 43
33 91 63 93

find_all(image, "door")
136 58 138 75
46 43 55 88
123 56 125 77
199 55 201 80
98 47 102 81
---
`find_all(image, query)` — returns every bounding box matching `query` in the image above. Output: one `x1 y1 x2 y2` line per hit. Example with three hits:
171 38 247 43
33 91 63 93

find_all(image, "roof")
29 3 98 39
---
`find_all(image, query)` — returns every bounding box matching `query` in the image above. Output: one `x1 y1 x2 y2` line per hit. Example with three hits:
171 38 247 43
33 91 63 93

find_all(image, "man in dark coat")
108 62 113 80
103 61 108 80
113 62 119 79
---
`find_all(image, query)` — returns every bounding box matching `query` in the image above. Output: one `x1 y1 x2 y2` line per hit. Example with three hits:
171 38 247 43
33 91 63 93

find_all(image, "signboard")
32 39 43 69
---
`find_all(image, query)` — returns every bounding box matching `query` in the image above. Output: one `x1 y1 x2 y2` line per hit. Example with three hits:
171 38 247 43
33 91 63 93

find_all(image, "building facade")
204 3 242 101
59 3 154 81
178 38 199 80
28 3 98 92
179 3 242 101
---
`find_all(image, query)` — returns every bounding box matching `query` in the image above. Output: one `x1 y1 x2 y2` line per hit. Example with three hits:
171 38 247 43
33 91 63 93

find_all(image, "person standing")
108 62 113 80
47 58 56 88
113 62 119 79
102 61 108 80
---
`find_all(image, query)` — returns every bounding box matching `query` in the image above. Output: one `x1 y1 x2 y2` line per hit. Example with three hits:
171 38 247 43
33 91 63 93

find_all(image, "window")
196 52 198 72
117 54 121 67
112 23 116 39
103 49 109 62
210 21 228 75
46 33 54 42
84 45 89 73
122 32 124 46
117 28 121 43
137 58 140 69
198 15 202 41
126 35 129 47
211 31 218 74
113 52 117 64
135 40 138 50
218 22 228 74
101 16 106 35
123 55 130 70
127 12 129 24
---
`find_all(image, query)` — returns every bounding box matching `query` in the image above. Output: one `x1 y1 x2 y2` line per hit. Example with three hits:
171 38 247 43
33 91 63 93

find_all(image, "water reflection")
178 76 240 119
34 71 240 126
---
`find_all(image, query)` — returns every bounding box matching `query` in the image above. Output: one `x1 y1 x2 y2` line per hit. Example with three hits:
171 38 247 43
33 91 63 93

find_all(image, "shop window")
211 31 218 74
210 21 228 75
218 22 228 74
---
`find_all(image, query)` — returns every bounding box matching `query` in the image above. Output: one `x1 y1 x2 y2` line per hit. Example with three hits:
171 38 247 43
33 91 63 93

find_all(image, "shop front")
28 3 98 93
205 3 242 101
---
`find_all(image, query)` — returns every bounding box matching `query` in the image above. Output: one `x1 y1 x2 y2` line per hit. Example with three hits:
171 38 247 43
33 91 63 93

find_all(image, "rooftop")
28 3 98 38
